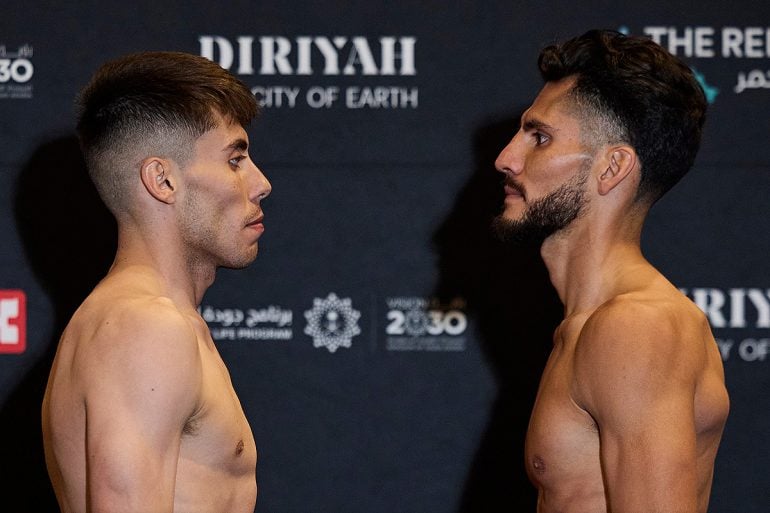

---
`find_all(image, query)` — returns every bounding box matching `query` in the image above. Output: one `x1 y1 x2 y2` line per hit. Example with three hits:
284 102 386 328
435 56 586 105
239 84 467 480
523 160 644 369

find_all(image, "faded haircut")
538 30 707 205
76 51 258 215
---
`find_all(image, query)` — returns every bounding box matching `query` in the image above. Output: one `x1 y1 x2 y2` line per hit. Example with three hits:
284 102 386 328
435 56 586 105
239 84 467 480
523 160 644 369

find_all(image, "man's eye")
229 156 246 168
534 132 549 145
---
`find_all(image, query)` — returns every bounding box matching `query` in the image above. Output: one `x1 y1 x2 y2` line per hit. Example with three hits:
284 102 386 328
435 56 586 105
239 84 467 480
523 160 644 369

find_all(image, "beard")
493 166 590 244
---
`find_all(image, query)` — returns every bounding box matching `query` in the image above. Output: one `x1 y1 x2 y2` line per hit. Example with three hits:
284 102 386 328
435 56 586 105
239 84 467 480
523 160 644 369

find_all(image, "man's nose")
249 163 272 202
494 133 524 176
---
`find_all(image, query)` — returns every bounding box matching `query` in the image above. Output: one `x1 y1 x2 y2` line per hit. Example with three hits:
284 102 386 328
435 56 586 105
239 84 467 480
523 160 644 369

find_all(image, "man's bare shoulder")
572 286 713 409
63 274 203 395
581 286 710 356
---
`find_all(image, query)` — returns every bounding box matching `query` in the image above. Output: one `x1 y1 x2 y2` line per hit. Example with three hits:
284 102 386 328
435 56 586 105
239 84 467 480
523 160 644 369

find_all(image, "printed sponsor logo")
681 287 770 362
304 293 361 353
619 25 770 102
200 36 416 76
691 68 720 103
643 26 770 59
0 44 34 99
200 304 293 341
733 69 770 94
0 290 26 354
384 296 467 352
199 35 418 110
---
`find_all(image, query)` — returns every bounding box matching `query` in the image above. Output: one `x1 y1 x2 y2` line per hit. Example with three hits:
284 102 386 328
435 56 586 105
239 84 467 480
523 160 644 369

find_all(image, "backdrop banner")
1 2 768 512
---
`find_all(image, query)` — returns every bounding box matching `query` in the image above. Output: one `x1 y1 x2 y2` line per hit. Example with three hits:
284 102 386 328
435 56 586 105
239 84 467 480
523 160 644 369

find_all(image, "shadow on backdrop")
433 114 563 513
2 136 116 512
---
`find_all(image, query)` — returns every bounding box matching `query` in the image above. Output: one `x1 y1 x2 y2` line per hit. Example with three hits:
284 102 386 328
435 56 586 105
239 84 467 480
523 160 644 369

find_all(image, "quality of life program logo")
304 293 361 353
0 290 27 354
200 304 293 342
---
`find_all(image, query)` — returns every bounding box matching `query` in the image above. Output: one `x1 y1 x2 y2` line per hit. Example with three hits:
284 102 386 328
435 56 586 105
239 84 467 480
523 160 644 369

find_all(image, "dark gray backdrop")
1 2 768 512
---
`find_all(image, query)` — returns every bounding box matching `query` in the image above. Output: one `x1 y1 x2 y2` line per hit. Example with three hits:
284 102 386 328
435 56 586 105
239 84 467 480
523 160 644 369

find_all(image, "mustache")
503 177 526 197
244 209 264 225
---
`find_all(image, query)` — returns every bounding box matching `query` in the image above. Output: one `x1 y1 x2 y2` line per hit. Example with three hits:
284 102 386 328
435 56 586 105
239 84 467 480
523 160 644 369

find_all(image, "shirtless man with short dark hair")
42 51 270 513
493 30 729 513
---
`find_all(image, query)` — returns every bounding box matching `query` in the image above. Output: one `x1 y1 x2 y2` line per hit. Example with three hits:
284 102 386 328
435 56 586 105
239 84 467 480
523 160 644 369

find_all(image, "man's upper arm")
573 300 700 513
78 301 201 513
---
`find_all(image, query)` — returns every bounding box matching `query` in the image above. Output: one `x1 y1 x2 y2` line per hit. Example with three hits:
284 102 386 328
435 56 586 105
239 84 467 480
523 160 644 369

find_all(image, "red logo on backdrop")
0 290 26 354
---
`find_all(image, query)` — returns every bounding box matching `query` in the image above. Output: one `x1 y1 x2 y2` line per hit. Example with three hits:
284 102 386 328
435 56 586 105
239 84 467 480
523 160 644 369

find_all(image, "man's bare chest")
181 339 257 475
525 337 603 493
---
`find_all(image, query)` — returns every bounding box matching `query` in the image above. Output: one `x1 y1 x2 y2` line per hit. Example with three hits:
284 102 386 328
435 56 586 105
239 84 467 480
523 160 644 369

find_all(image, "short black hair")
538 29 707 204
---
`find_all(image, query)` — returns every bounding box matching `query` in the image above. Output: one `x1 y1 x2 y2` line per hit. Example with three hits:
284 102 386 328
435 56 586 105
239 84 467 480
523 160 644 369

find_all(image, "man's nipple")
532 455 546 474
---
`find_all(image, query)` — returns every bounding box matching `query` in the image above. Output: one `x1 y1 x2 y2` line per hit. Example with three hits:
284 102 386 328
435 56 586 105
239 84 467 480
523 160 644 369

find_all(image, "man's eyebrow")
522 117 556 133
223 138 248 152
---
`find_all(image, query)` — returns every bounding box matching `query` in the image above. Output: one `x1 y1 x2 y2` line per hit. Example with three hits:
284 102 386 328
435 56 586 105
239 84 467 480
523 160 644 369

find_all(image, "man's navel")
235 439 245 456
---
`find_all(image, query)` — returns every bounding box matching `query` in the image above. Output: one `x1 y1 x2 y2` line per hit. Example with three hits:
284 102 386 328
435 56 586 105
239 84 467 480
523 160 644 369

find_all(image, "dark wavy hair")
538 29 707 204
77 51 258 215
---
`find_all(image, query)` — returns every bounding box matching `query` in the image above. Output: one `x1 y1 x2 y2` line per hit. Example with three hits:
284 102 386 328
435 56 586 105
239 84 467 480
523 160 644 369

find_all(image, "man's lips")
504 185 523 196
504 181 525 199
246 216 265 231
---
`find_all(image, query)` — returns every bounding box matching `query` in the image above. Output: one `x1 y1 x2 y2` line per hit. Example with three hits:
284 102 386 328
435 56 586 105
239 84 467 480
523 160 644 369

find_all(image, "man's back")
42 267 257 513
525 267 729 513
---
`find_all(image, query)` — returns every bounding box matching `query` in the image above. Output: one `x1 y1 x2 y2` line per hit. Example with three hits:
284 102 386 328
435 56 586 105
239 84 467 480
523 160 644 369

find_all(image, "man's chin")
491 215 550 245
501 203 526 220
220 249 259 270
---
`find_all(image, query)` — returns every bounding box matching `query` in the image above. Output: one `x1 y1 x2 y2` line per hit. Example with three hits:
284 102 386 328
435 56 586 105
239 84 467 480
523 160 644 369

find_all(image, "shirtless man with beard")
493 30 729 513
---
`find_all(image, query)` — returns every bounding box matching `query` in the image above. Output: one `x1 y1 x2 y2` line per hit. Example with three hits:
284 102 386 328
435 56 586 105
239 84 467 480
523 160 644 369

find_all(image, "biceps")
599 414 698 512
86 404 182 512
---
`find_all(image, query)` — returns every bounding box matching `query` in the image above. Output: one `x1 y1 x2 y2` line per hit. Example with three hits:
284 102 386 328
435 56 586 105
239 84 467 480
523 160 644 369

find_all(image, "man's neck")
111 224 215 308
540 219 648 318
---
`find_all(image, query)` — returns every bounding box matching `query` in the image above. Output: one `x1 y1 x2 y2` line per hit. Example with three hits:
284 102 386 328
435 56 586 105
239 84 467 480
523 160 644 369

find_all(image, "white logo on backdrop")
0 44 34 99
385 297 468 352
304 293 361 353
620 25 770 100
199 35 419 109
681 287 770 362
201 304 293 341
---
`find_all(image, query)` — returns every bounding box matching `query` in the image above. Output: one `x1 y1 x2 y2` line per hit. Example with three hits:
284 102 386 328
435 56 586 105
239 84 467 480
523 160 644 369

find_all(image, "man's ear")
597 146 637 196
140 157 177 204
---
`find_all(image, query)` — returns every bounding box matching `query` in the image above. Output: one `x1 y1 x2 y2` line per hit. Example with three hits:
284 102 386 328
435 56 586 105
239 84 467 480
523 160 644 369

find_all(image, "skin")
495 78 729 513
42 112 271 513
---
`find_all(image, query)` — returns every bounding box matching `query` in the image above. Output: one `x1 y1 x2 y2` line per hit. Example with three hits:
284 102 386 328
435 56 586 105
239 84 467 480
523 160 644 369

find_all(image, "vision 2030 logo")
384 296 468 352
0 44 34 99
